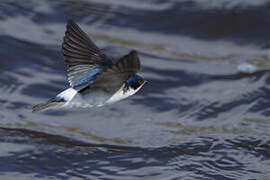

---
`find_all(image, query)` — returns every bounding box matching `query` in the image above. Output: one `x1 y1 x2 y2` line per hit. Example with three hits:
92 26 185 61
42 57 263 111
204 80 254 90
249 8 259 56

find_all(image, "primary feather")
62 19 112 91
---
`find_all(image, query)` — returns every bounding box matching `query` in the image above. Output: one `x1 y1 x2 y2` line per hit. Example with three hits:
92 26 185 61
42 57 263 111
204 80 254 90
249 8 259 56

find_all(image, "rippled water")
1 0 270 179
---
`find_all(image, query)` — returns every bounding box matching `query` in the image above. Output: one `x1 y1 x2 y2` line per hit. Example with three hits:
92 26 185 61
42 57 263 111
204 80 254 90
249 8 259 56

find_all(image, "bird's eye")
138 79 144 84
123 83 129 93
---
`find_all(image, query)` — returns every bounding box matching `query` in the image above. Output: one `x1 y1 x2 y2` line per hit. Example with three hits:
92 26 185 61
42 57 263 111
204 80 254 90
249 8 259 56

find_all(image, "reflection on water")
1 0 270 179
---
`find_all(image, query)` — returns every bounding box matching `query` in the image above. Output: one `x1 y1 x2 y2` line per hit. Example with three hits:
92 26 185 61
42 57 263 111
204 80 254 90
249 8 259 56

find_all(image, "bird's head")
125 75 145 93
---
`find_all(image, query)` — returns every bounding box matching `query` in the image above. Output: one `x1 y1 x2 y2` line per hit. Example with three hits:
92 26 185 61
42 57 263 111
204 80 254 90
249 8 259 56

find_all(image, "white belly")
56 83 142 109
57 88 111 108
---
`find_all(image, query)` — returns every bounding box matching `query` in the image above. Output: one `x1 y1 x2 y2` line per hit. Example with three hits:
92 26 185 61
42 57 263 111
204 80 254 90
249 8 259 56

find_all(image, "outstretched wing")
82 50 140 93
62 19 112 90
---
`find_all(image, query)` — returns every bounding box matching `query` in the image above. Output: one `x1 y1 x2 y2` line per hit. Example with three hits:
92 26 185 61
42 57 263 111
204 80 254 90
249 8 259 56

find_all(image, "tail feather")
32 98 66 113
32 88 77 113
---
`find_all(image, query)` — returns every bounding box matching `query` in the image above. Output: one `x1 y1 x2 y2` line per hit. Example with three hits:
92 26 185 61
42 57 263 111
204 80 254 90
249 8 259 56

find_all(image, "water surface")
0 0 270 179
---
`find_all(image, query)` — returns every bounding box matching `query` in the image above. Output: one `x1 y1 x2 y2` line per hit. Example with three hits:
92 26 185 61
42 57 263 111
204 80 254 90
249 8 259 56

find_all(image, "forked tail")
32 88 77 113
32 98 66 113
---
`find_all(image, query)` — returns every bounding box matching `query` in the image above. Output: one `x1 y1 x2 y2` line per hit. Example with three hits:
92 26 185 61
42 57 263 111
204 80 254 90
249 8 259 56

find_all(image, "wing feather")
61 20 112 90
84 50 141 93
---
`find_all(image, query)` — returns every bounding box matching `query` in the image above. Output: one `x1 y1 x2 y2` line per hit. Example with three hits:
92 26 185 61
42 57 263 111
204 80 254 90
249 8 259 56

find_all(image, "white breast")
106 84 142 104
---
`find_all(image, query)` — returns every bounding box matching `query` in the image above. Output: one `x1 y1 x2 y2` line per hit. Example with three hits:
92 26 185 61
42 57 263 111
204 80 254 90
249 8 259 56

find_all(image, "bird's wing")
62 19 112 90
83 50 140 93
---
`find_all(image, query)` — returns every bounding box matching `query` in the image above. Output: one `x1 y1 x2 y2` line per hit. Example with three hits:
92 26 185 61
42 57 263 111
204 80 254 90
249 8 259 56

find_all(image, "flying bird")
32 20 145 112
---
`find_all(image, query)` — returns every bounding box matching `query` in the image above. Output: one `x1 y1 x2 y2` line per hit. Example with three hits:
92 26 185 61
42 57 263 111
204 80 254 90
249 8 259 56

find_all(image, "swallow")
32 20 145 112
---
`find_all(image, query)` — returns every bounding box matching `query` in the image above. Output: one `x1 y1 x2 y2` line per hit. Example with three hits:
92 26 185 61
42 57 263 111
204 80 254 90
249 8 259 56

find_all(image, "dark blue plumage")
126 75 143 88
71 67 104 90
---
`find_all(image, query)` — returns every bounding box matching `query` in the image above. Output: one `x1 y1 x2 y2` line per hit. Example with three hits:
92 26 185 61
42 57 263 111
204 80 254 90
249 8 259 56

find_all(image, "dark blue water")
1 0 270 179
